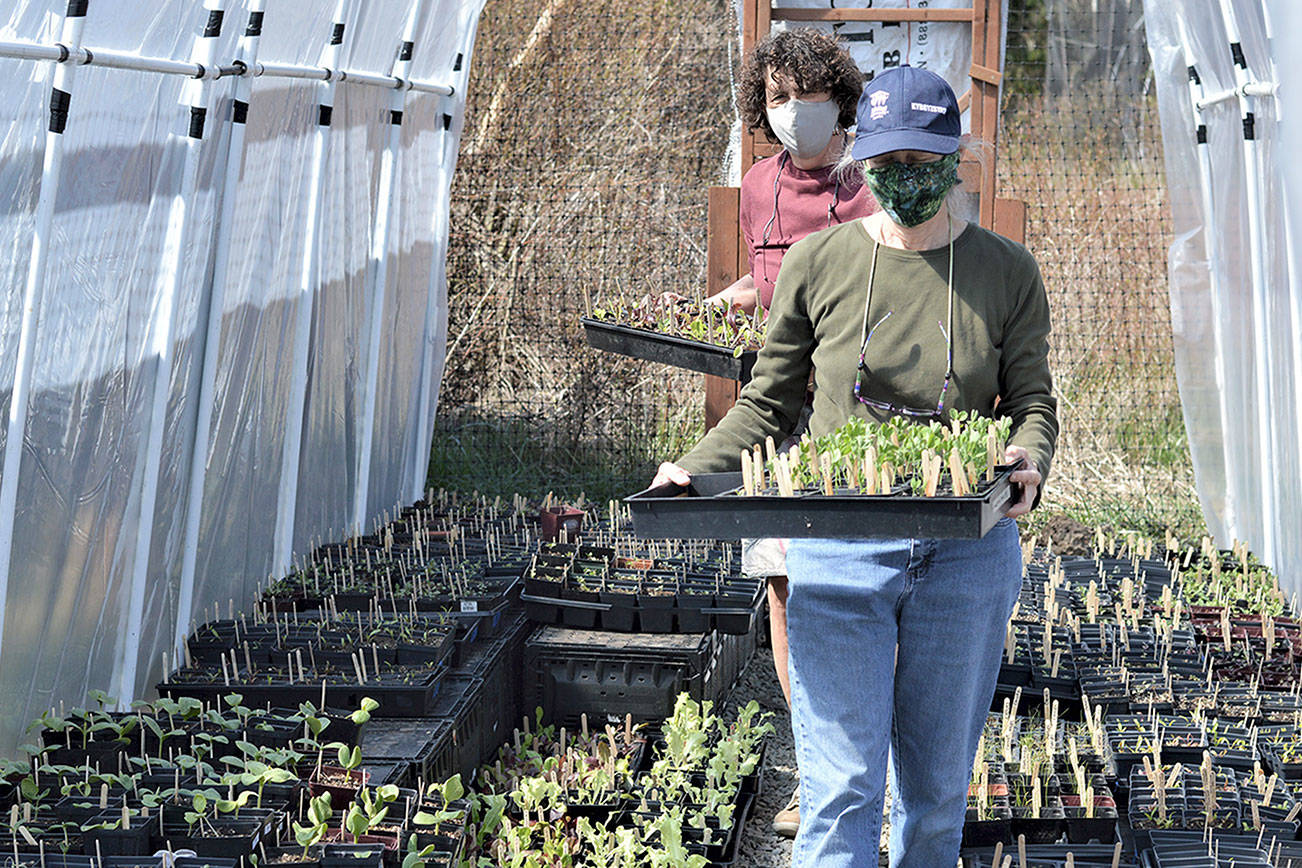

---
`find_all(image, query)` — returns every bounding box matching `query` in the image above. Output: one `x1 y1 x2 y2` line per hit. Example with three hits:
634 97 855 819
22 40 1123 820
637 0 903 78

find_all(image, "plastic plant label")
460 600 479 613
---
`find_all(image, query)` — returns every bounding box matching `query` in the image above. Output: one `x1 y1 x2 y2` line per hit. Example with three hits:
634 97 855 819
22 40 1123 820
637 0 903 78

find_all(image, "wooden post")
705 186 743 430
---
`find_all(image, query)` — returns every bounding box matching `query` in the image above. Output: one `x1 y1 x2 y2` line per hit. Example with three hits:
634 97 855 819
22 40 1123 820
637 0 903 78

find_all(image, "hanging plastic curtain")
0 0 485 753
1143 0 1302 596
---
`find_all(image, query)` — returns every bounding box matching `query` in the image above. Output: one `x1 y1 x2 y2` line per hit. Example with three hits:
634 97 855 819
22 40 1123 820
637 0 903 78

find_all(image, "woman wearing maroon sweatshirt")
711 29 876 839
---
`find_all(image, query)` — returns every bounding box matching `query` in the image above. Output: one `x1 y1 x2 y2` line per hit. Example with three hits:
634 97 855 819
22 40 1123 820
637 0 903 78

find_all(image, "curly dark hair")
737 29 863 143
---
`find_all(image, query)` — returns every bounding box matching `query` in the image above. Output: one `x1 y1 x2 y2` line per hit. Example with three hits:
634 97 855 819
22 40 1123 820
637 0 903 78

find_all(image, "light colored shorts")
742 536 788 578
741 401 811 580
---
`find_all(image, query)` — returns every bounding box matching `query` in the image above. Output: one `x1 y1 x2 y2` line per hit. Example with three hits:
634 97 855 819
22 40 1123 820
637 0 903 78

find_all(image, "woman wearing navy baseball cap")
652 65 1057 866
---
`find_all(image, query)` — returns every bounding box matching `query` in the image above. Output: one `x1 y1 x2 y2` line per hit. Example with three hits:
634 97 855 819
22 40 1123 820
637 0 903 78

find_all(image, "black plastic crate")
523 626 734 728
581 318 756 382
427 674 486 784
453 637 513 765
627 466 1021 540
360 717 455 787
357 759 410 789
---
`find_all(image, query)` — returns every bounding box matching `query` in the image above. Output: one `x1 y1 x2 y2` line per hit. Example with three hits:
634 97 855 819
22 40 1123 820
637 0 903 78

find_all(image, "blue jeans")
784 518 1022 868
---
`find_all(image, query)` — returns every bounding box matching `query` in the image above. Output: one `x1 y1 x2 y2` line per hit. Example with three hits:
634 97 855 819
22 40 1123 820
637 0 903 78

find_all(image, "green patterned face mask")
863 152 960 227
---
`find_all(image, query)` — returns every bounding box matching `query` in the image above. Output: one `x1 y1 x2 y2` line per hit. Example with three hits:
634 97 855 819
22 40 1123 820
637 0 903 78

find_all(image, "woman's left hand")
1003 445 1041 518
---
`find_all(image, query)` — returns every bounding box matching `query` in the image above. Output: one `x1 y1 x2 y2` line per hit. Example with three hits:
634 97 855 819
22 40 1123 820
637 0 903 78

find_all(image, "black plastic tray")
626 464 1021 540
581 318 757 382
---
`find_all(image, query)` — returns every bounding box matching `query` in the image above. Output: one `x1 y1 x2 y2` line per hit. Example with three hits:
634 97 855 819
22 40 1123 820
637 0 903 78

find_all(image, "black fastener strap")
453 52 463 71
204 9 225 37
49 88 72 134
390 110 404 126
233 99 249 125
1231 42 1246 69
189 106 208 139
331 22 345 45
246 10 263 36
400 41 414 61
66 0 88 17
318 104 333 126
1243 112 1255 140
1196 124 1207 144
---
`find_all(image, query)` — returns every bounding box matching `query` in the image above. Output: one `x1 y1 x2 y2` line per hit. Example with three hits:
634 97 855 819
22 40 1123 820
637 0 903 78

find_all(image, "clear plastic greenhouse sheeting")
1144 0 1302 596
0 0 484 753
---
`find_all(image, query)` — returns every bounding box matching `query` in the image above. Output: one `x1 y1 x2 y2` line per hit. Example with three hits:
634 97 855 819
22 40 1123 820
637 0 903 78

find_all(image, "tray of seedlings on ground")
160 610 452 717
519 535 763 636
966 690 1117 849
260 497 535 617
628 413 1023 540
965 526 1302 864
455 695 770 867
581 291 764 381
1121 754 1297 850
3 688 471 868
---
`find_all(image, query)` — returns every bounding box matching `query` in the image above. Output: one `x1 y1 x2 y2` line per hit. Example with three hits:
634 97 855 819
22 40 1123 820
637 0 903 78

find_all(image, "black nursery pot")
1010 806 1064 845
560 582 601 629
962 811 1012 848
1063 806 1117 844
523 572 564 599
638 589 676 632
320 844 386 868
599 584 638 633
157 813 262 859
56 795 126 825
675 582 714 634
713 579 761 635
998 659 1033 688
82 812 160 858
261 844 324 868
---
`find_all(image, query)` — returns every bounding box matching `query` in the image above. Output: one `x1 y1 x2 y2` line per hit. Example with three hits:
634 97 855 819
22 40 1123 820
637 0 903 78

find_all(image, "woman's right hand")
651 462 691 490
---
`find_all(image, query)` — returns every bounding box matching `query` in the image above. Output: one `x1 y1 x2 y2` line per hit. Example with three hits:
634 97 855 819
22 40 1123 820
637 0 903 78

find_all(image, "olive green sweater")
678 220 1058 489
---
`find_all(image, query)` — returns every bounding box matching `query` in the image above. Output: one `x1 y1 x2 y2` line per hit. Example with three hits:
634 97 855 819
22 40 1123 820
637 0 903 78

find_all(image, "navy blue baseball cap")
850 65 961 159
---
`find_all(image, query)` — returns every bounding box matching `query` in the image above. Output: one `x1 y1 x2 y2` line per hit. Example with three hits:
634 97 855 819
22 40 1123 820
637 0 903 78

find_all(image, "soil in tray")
307 766 369 804
261 846 323 868
158 820 262 859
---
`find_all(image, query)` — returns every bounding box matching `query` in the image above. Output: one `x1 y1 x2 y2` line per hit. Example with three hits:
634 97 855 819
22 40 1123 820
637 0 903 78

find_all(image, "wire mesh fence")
435 0 1199 530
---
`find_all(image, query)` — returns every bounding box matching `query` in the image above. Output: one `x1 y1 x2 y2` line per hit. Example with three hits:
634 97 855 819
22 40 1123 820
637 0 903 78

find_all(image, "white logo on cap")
869 90 889 120
911 101 947 114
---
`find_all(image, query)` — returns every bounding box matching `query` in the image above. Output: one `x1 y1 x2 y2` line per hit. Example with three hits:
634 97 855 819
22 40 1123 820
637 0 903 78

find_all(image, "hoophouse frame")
0 0 485 752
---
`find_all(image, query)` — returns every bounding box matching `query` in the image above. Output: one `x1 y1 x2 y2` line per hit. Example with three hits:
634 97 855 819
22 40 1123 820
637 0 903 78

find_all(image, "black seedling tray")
626 464 1021 540
581 318 757 382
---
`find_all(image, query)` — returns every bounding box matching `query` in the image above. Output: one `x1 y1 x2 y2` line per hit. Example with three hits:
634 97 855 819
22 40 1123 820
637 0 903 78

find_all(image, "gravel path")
724 634 893 867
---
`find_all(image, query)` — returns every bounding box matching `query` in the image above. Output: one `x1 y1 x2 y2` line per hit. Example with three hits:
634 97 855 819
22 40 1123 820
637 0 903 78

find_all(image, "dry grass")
440 0 731 487
437 0 1201 535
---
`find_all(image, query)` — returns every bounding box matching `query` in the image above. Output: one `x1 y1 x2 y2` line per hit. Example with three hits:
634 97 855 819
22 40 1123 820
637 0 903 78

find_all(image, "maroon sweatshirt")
740 151 878 310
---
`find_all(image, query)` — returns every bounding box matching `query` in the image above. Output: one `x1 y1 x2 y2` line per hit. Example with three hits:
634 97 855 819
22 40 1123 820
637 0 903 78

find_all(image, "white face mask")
765 98 840 161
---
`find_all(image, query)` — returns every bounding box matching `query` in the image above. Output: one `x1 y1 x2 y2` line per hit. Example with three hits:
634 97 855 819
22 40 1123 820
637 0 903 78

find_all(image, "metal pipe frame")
1217 0 1278 566
410 11 477 502
272 0 353 573
0 0 89 685
0 37 452 95
114 0 229 706
173 0 268 663
1179 19 1240 543
354 0 428 534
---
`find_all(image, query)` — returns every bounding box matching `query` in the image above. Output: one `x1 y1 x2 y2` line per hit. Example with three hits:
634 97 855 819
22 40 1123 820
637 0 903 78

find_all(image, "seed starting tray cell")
581 318 757 382
627 464 1022 540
